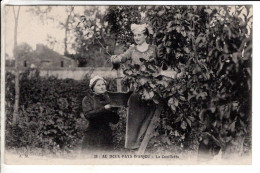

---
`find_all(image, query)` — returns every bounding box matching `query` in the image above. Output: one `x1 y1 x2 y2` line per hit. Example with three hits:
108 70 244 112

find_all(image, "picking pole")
116 68 122 92
137 103 163 155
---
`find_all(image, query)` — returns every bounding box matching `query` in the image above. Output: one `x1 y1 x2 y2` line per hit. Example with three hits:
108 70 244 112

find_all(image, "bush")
5 69 118 153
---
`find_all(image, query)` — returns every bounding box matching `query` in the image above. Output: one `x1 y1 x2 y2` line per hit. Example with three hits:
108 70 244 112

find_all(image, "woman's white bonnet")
89 76 106 89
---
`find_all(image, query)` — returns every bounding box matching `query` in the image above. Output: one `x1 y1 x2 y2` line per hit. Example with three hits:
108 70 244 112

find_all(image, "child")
81 76 119 153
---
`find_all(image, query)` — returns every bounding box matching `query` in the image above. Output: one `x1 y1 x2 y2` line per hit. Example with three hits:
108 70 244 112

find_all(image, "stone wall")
6 67 177 80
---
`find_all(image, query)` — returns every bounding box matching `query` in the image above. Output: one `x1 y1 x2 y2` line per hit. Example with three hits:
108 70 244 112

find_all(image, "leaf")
176 26 181 33
174 99 179 107
148 91 154 98
181 31 187 37
240 119 245 128
143 89 154 100
181 121 187 130
223 44 229 53
180 96 186 101
176 13 181 19
174 115 183 123
170 104 176 112
195 34 206 44
185 117 192 127
139 78 148 85
165 6 171 10
176 72 183 78
162 36 167 42
227 27 232 39
158 10 165 16
232 52 240 64
165 137 172 145
167 21 174 28
153 98 159 104
205 8 212 14
199 92 208 99
199 110 206 121
168 97 174 106
229 121 236 132
166 47 171 54
166 125 173 131
166 41 172 47
124 69 133 76
184 47 190 53
140 65 146 71
188 116 196 122
208 48 216 56
216 59 224 76
210 106 216 113
146 6 153 10
225 136 232 143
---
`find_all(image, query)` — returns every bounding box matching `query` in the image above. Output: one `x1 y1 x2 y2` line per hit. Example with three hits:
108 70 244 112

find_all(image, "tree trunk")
64 29 68 55
12 6 20 124
64 7 74 56
116 69 122 92
64 17 69 56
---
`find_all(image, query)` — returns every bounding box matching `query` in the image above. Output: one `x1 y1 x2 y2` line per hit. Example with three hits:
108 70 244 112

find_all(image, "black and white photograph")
1 1 253 166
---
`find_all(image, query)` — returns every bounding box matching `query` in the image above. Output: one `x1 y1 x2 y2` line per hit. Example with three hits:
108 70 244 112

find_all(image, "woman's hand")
111 55 121 64
104 104 112 110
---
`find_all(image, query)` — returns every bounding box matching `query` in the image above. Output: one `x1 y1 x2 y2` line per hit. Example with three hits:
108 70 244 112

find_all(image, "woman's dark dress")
117 44 159 149
81 90 119 152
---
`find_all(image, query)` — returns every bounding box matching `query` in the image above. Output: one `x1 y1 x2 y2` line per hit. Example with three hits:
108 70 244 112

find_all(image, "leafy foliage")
73 7 113 67
5 70 117 153
104 6 143 45
13 43 33 60
105 5 252 156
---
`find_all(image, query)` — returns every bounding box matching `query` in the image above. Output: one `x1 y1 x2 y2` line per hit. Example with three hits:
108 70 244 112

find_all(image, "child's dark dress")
81 90 119 152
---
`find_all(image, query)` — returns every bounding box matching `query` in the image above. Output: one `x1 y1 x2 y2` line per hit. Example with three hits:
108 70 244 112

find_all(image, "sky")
4 5 252 60
4 6 95 59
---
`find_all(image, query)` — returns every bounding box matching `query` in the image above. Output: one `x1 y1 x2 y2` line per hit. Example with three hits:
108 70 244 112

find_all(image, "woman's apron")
125 92 156 149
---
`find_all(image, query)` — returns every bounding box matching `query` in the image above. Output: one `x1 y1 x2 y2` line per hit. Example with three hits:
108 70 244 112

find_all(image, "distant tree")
14 42 33 58
12 6 21 124
27 6 80 56
74 6 111 67
46 34 58 50
26 6 53 24
58 6 79 56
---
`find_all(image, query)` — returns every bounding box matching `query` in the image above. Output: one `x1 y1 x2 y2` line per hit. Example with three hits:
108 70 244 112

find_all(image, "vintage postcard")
1 0 255 170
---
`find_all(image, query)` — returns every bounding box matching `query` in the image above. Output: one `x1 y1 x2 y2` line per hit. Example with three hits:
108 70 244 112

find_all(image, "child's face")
93 80 106 94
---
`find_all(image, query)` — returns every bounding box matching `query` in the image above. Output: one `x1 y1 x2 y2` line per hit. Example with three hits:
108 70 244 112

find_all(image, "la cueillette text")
94 154 179 159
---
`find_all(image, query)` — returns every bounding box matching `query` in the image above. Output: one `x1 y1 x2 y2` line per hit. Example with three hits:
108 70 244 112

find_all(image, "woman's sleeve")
82 96 109 120
118 46 134 63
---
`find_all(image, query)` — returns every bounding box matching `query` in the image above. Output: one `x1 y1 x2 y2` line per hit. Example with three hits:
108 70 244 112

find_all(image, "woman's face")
134 31 147 45
93 80 106 94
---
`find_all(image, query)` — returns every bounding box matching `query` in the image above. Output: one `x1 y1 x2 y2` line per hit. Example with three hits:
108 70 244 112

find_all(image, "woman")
81 76 119 153
111 23 157 66
111 24 158 149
